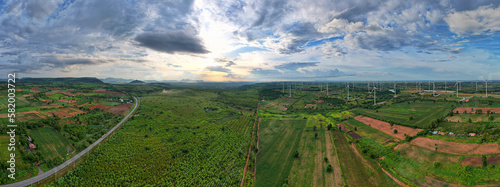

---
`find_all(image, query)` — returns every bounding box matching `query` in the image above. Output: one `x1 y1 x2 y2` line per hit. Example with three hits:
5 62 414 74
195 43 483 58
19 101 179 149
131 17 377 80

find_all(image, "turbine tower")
373 86 377 105
347 82 350 101
394 83 397 97
454 81 459 98
326 82 329 95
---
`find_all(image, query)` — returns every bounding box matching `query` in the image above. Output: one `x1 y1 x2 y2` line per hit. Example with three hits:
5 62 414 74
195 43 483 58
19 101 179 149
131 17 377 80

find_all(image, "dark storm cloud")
134 32 209 54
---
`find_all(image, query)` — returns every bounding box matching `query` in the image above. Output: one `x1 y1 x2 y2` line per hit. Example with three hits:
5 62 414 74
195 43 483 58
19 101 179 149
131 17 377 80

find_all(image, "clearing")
354 116 422 140
410 137 500 155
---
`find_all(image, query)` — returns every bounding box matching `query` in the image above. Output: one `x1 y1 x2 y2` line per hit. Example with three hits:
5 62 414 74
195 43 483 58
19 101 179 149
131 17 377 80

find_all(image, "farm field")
260 98 297 112
342 118 397 145
287 122 342 186
354 116 422 140
410 137 500 155
255 118 305 186
331 130 396 187
352 101 453 128
446 113 500 122
55 90 258 186
28 127 75 159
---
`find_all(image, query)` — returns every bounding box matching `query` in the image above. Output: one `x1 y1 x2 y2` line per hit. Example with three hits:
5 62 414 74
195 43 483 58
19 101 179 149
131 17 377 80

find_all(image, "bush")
482 156 487 167
293 150 299 158
324 157 328 162
433 162 441 168
326 164 333 172
394 129 398 134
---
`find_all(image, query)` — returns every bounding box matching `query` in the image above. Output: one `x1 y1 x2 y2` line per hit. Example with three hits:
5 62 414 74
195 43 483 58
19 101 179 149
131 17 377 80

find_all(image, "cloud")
274 62 318 70
215 57 236 67
249 61 353 80
445 5 500 35
205 66 231 73
134 32 209 54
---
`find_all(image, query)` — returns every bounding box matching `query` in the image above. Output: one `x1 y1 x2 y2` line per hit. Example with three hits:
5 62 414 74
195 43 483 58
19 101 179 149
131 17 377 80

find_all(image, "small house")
29 143 37 150
469 133 477 136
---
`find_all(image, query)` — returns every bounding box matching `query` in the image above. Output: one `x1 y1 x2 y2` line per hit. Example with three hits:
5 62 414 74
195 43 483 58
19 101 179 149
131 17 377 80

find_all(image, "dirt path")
254 118 261 180
326 131 343 187
241 101 260 187
380 166 410 187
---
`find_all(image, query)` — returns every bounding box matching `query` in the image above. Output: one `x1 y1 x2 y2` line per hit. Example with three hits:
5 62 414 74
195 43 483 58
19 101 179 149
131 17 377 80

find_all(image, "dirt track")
354 116 422 140
411 137 500 155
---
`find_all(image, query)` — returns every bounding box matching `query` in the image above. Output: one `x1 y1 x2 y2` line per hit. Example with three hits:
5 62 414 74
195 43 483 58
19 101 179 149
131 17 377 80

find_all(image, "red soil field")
411 137 500 155
60 91 77 96
47 108 85 119
58 99 78 103
311 99 324 103
453 107 500 114
88 104 112 110
304 104 317 108
335 123 362 139
77 102 89 107
354 116 422 140
461 156 500 166
30 88 43 93
95 89 107 92
461 157 482 166
106 103 132 115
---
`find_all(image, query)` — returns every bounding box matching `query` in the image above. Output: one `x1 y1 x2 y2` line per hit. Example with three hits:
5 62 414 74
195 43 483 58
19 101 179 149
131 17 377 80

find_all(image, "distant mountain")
99 77 134 84
21 77 103 83
129 80 145 84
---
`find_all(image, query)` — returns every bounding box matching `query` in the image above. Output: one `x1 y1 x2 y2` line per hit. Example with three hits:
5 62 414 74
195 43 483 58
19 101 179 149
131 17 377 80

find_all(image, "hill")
21 77 103 83
129 80 145 84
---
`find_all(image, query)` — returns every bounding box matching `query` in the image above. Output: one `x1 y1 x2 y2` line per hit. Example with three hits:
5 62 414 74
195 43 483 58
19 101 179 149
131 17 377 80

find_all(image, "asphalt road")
1 97 139 187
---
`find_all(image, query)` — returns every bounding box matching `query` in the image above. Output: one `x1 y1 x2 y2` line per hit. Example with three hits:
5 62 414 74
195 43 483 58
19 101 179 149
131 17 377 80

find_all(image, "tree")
468 118 472 123
315 133 318 139
326 164 333 172
313 125 317 131
293 150 299 158
487 110 491 115
324 157 328 162
354 127 357 131
394 129 398 134
482 156 487 167
409 116 414 120
489 115 495 121
327 124 332 130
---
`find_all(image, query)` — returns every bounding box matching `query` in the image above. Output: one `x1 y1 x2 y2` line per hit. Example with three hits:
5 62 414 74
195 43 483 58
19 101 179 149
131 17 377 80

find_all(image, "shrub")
324 157 328 162
293 150 299 158
326 164 333 172
433 162 441 168
394 129 398 134
482 156 487 167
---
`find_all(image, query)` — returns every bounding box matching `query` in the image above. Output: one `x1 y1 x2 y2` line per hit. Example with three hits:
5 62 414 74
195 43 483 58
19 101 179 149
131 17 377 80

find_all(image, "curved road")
1 97 139 187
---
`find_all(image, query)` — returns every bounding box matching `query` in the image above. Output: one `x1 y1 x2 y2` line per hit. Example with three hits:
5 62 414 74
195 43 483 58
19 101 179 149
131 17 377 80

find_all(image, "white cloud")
445 5 500 35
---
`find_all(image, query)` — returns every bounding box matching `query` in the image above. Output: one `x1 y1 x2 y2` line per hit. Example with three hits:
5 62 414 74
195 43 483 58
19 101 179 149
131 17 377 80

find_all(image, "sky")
0 0 499 82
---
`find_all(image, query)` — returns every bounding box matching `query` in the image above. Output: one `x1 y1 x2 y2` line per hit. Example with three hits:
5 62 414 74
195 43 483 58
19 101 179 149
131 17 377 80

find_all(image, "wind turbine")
432 81 436 96
282 83 285 94
393 83 397 97
454 81 459 98
367 82 370 94
444 81 447 92
373 86 377 105
347 82 350 101
326 82 329 95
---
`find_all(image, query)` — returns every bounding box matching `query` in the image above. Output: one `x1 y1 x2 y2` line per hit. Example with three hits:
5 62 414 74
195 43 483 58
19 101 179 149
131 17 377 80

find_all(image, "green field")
332 131 396 187
352 101 453 128
28 127 75 159
256 118 305 186
342 118 397 145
